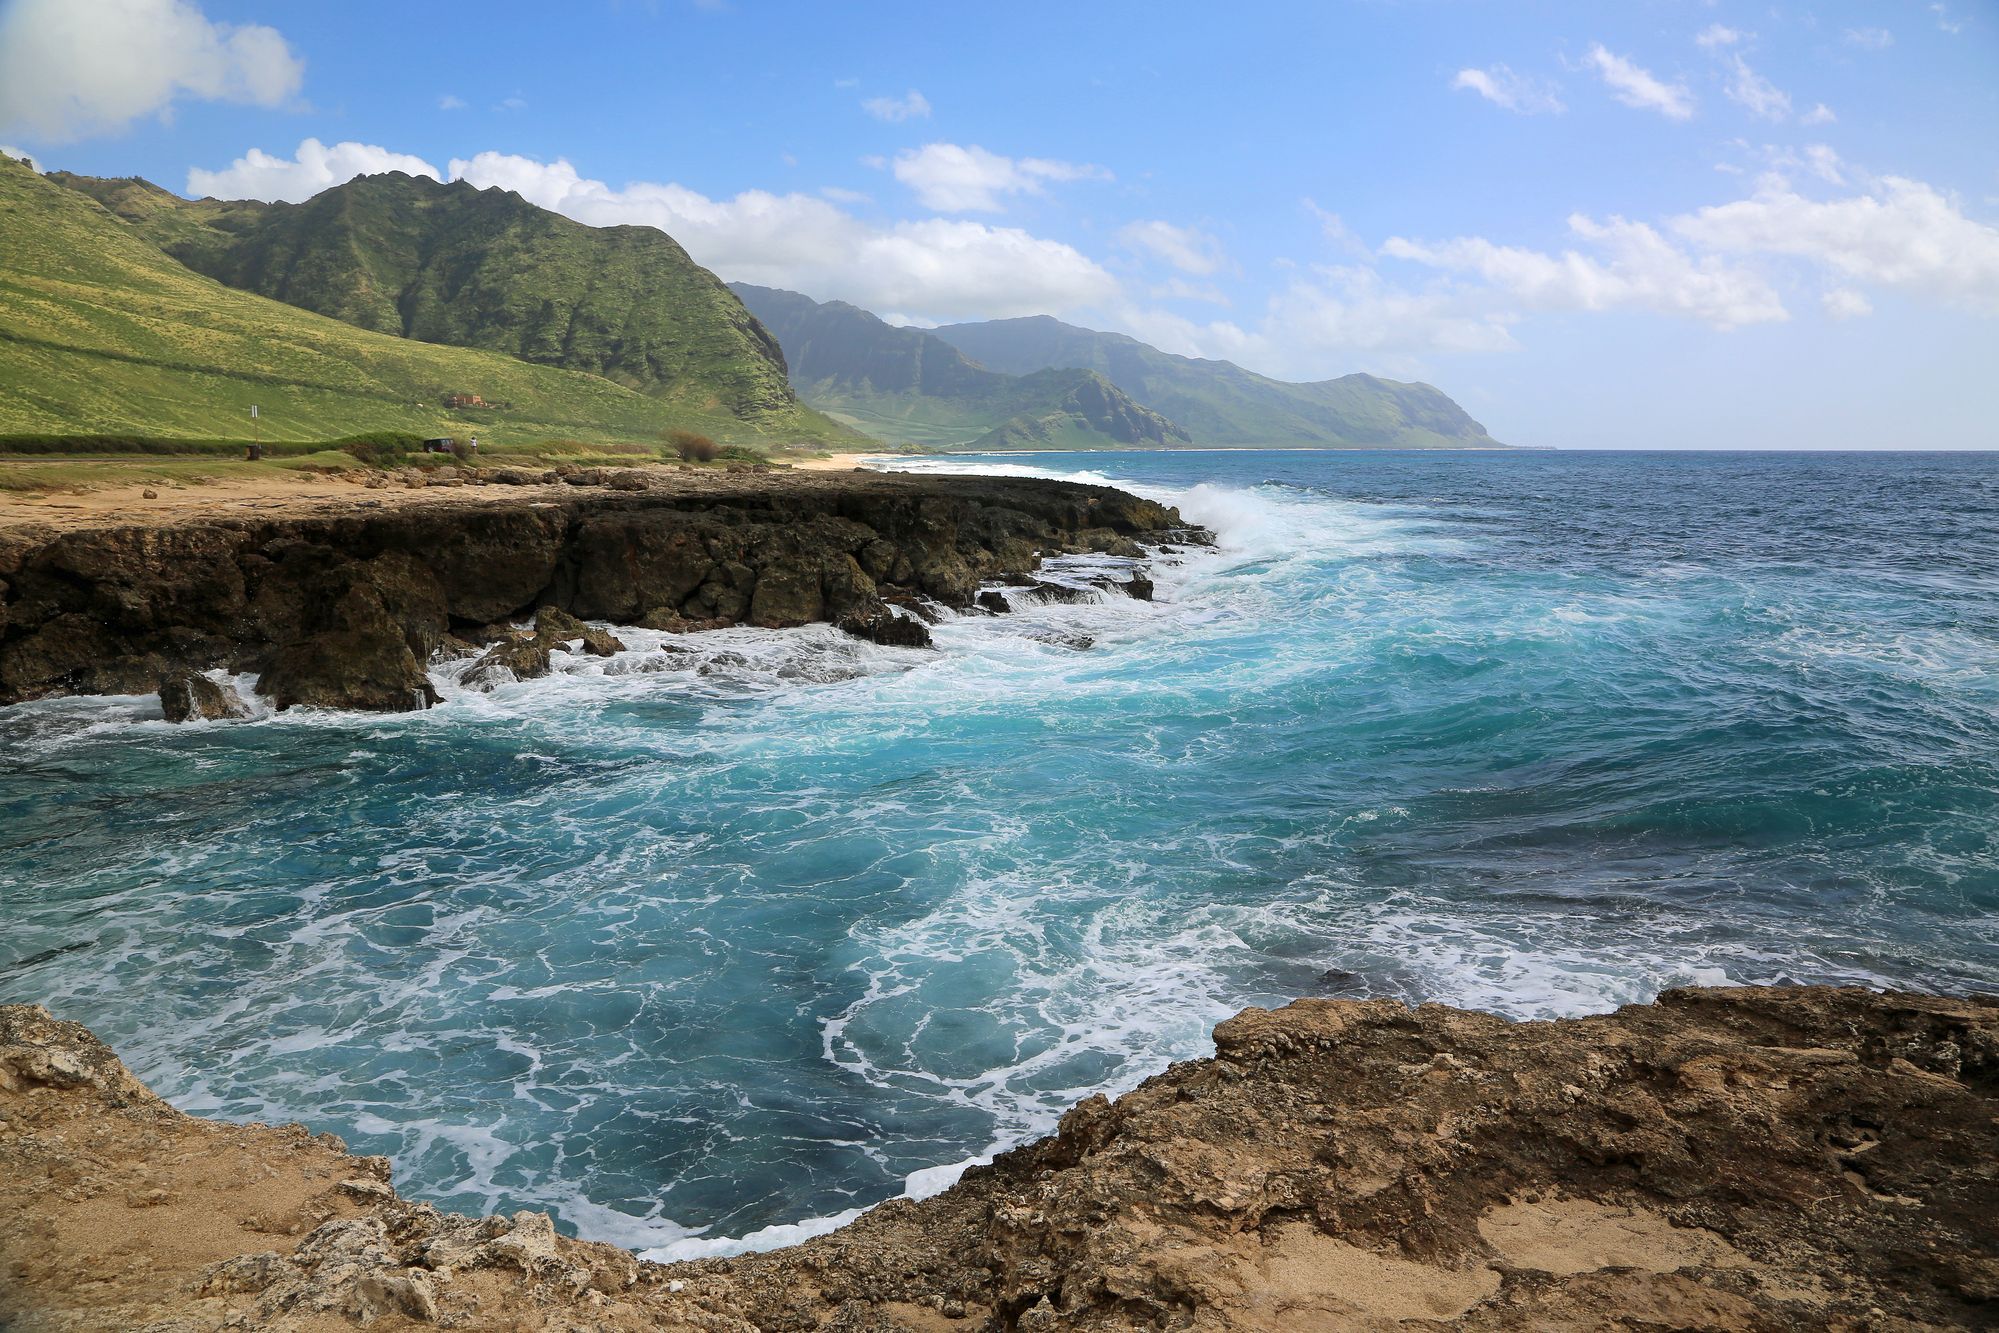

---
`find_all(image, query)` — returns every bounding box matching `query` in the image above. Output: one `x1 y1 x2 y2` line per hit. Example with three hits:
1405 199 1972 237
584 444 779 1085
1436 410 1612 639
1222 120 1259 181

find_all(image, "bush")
666 429 720 463
333 432 425 467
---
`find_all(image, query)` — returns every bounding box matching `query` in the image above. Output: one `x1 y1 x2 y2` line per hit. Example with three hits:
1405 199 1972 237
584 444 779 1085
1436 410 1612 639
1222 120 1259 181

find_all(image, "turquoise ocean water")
3 449 1995 1256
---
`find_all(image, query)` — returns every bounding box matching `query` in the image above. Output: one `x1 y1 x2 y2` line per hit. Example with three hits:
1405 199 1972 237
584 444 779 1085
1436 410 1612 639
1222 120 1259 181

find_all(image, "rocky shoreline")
2 987 1993 1330
0 469 1201 713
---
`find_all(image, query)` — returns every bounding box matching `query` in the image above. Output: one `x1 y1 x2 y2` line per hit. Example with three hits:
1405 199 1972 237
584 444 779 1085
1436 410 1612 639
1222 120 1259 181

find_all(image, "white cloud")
1804 145 1845 185
0 0 303 142
1696 24 1742 49
819 185 871 205
1672 175 1999 314
1844 27 1894 50
445 151 1119 320
1583 43 1695 120
1930 4 1962 36
1149 277 1231 306
1118 220 1228 275
438 94 467 111
1382 213 1787 328
1723 54 1791 121
186 138 440 202
1 144 33 167
860 89 930 122
1822 288 1873 319
1801 103 1837 126
1451 65 1565 114
889 142 1110 212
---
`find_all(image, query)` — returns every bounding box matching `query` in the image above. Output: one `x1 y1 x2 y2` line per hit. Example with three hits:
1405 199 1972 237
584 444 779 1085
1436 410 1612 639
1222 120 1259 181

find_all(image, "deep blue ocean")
3 449 1995 1256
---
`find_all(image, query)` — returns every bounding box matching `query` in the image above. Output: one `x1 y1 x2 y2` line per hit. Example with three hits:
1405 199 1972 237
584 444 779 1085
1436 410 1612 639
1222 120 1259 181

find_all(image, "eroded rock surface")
1 987 1993 1330
0 471 1196 712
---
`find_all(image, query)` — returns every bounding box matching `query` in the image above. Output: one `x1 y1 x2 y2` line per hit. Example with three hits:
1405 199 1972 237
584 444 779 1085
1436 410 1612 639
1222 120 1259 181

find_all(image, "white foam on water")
634 1151 994 1263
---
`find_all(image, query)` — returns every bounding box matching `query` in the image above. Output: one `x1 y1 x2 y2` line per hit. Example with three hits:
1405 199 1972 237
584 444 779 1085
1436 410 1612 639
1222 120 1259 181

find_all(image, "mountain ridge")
728 282 1188 450
50 169 811 430
931 313 1503 448
0 156 850 446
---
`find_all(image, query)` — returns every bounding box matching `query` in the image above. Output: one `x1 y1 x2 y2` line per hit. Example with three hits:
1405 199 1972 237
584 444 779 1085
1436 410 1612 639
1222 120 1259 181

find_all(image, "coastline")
0 466 1196 711
4 987 1992 1329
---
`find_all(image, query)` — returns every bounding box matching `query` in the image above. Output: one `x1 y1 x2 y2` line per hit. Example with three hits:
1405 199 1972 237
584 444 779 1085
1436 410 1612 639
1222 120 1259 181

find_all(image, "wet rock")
258 578 440 713
1028 581 1091 603
534 606 624 657
463 632 551 689
975 589 1011 614
839 610 933 649
637 608 729 634
158 670 249 722
1123 576 1155 601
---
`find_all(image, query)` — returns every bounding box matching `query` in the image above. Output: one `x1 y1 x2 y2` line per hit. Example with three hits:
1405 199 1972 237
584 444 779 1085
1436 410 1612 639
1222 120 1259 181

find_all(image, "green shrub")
333 431 424 467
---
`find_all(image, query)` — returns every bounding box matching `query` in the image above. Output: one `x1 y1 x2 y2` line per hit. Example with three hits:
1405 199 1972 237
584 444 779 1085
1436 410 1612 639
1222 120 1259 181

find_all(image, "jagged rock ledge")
0 470 1204 712
1 987 1993 1330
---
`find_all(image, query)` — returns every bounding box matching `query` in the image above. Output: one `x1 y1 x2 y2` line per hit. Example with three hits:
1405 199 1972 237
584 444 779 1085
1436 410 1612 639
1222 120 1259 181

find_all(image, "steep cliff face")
0 472 1192 711
1 987 1993 1330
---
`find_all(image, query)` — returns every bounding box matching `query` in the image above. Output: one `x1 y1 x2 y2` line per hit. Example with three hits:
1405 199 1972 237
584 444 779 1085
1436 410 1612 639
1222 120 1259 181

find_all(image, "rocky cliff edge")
2 987 1994 1331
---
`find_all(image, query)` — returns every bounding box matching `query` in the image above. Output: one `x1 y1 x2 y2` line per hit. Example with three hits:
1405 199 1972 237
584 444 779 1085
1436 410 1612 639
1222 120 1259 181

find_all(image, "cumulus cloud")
438 94 467 111
444 151 1118 320
1695 24 1742 49
1671 175 1999 314
0 0 302 141
1118 220 1228 275
1583 44 1695 120
1451 65 1565 114
1382 214 1787 328
889 142 1110 212
1844 27 1894 50
860 89 930 122
1801 103 1837 126
186 138 440 202
1822 288 1873 319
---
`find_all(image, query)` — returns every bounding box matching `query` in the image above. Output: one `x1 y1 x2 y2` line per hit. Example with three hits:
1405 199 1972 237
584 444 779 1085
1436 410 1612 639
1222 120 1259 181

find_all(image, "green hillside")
53 170 810 427
931 315 1502 448
730 283 1187 450
0 158 852 447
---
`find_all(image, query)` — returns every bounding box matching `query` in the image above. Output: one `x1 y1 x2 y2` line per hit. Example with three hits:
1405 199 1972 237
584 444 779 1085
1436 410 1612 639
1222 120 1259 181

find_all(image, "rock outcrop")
157 669 250 722
0 472 1197 713
2 987 1993 1330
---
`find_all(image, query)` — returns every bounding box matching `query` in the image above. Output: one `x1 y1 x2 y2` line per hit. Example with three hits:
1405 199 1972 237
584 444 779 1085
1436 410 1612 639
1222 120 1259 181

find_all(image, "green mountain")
930 315 1501 448
729 283 1188 451
0 156 850 446
50 169 814 431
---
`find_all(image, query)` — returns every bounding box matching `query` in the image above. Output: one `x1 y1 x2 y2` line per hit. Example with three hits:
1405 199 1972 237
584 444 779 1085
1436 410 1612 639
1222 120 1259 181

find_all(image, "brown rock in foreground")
1 987 1993 1330
0 471 1197 711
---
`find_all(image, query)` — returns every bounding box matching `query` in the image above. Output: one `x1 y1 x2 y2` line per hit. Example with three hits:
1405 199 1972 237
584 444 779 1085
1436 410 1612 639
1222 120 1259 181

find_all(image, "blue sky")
2 0 1996 448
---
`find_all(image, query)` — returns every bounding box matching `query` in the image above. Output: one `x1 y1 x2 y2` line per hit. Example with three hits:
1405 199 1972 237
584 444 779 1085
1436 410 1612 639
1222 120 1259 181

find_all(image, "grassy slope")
729 283 1187 450
931 315 1503 448
54 171 817 430
0 159 853 447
